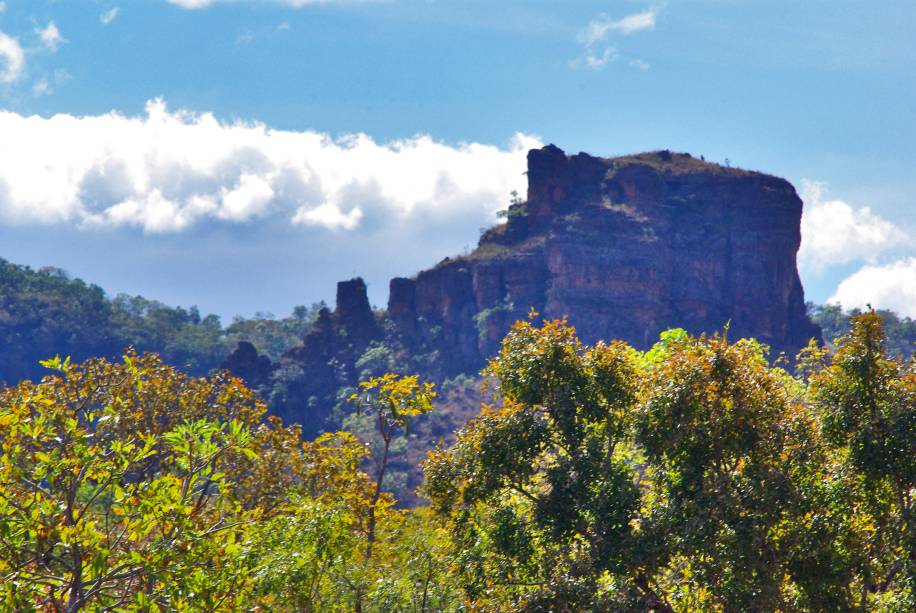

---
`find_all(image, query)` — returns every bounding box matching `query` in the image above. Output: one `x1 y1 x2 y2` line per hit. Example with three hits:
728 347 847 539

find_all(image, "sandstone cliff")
400 145 819 367
239 146 821 435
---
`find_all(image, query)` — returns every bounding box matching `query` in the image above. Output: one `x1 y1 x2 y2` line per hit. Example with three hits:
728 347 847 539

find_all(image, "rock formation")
221 341 275 389
392 145 819 367
335 277 378 345
270 145 821 434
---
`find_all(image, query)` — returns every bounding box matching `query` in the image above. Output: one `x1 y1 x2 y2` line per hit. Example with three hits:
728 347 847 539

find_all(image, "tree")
808 312 915 609
3 312 912 611
348 374 435 611
234 430 380 612
424 319 649 611
634 328 857 611
0 352 372 611
424 318 914 611
808 302 916 359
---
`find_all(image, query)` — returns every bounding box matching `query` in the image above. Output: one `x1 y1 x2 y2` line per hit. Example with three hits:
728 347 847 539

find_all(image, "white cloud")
573 9 658 72
829 258 916 318
293 202 363 230
100 8 121 26
0 32 24 83
168 0 213 7
0 99 539 235
219 173 274 221
799 180 908 272
0 2 6 13
570 46 618 71
37 21 66 52
579 10 658 46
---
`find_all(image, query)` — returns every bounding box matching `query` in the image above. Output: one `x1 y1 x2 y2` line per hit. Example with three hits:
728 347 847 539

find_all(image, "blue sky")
0 0 913 320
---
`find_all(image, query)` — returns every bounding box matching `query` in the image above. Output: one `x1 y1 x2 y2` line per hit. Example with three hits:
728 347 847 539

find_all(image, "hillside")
0 259 321 385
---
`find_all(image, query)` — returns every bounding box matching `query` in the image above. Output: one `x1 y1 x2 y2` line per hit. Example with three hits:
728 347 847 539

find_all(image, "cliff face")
258 146 820 435
400 145 818 366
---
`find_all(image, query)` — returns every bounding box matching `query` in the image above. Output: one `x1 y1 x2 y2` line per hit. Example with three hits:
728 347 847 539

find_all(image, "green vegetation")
809 302 915 359
0 353 456 611
2 311 913 610
0 258 322 384
473 294 515 344
495 190 528 221
425 314 914 610
609 150 755 176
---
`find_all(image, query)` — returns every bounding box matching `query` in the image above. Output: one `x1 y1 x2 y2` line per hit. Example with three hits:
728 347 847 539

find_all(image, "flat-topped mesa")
274 144 821 435
392 145 820 370
503 146 771 243
524 144 609 232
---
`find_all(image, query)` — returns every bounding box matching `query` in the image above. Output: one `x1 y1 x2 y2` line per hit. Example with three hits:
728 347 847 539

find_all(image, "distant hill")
808 302 915 359
0 258 321 385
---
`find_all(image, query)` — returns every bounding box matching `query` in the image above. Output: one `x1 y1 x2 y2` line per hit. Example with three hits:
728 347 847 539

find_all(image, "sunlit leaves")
808 312 915 608
426 317 914 611
2 313 913 611
425 319 644 611
0 351 381 611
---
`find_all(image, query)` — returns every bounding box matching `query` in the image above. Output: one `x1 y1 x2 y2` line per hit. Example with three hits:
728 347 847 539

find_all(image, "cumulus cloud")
100 8 121 26
293 202 362 230
799 180 908 272
37 22 66 52
579 9 658 46
0 99 539 234
829 258 916 318
0 32 24 83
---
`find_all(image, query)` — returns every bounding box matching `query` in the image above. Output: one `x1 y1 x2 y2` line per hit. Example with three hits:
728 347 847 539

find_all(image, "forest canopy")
0 259 324 385
0 311 913 611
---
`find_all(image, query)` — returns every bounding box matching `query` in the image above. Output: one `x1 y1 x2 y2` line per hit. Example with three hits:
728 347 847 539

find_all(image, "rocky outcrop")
335 278 377 343
270 279 386 436
273 146 821 434
222 341 275 389
388 277 417 331
397 146 819 367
